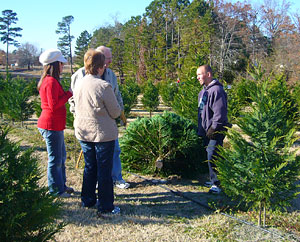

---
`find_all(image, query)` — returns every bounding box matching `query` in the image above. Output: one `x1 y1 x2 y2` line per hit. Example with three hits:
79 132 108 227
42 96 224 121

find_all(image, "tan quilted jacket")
73 74 121 142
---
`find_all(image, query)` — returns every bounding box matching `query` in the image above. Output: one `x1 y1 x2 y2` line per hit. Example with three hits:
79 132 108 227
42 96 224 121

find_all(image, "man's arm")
69 67 85 114
106 69 126 125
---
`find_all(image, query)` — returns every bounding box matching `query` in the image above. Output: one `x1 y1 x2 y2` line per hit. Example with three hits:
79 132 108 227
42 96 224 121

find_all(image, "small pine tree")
158 79 178 107
119 79 140 117
0 125 64 241
1 77 36 125
216 67 300 227
141 80 159 117
171 67 201 124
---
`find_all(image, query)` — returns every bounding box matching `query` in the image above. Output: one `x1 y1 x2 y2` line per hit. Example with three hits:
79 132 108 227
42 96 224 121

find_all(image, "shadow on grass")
59 182 223 227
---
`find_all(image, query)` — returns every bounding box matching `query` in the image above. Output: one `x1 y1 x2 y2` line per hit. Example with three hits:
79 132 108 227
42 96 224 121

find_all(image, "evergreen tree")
119 79 140 117
216 67 300 227
74 30 91 67
172 67 201 124
108 37 125 80
0 125 64 241
123 16 143 81
179 0 212 75
56 15 74 73
0 9 22 73
1 77 36 125
141 80 159 117
159 79 178 107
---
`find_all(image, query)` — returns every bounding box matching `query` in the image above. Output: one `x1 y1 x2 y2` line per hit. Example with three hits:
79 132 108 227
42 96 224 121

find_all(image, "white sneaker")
209 185 221 194
115 180 130 189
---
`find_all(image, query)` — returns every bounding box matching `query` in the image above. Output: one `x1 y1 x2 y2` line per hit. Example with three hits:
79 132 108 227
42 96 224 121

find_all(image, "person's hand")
120 111 127 126
207 127 216 140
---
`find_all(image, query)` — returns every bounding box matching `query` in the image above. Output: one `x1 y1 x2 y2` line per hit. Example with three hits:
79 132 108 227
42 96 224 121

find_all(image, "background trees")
56 15 74 73
74 30 91 68
0 9 22 72
15 42 38 69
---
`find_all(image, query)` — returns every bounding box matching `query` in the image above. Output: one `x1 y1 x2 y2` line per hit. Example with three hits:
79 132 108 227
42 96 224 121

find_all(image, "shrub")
120 111 207 178
216 66 300 227
0 125 64 241
119 79 140 117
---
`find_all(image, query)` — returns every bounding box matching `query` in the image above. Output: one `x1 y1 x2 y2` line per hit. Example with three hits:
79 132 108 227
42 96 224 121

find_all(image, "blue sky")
1 0 300 54
0 0 153 53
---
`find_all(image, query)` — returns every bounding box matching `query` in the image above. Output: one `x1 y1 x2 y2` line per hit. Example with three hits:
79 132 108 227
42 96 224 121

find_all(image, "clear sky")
0 0 153 53
1 0 300 54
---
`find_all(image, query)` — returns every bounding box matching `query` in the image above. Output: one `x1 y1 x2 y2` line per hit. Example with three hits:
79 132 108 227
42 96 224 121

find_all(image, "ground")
4 116 300 242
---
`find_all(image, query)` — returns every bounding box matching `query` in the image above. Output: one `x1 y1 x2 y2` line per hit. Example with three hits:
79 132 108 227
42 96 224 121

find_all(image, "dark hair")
37 61 61 90
84 49 105 75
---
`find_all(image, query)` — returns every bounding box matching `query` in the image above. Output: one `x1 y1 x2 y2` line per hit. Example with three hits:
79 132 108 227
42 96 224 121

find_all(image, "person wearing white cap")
37 49 74 198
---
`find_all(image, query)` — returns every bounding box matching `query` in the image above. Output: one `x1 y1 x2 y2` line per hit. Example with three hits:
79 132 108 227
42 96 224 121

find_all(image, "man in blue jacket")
197 65 228 194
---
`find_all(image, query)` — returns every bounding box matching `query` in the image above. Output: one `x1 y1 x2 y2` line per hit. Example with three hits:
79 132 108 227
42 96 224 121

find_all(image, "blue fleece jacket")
197 79 228 136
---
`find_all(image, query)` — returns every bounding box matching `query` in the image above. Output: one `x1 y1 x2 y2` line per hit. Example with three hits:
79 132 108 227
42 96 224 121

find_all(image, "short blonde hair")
84 48 105 75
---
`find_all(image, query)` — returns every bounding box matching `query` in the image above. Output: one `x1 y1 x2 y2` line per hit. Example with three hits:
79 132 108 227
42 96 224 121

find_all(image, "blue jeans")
203 134 225 186
38 128 66 195
79 140 115 213
112 139 123 182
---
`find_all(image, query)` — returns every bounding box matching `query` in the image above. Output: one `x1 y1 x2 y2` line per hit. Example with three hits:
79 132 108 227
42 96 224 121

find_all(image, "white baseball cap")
39 49 67 66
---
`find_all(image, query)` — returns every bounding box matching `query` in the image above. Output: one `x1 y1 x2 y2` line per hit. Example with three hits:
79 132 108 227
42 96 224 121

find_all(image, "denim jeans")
111 139 123 182
38 128 66 195
79 140 115 213
203 134 225 186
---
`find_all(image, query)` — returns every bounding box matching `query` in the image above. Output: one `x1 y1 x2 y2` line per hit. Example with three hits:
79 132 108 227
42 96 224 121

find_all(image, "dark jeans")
203 134 225 186
79 140 115 213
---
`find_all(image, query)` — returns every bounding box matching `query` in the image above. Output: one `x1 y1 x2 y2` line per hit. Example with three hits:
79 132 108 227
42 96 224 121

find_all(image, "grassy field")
3 115 299 242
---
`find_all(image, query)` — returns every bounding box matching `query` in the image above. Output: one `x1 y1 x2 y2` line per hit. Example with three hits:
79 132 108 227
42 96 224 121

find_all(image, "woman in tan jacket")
74 49 121 215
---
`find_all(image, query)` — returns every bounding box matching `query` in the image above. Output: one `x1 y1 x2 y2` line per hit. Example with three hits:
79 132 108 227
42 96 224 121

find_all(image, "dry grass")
2 117 300 242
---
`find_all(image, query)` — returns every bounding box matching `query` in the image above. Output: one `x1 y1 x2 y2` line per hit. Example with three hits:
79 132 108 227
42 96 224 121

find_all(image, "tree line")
1 0 300 86
73 0 300 86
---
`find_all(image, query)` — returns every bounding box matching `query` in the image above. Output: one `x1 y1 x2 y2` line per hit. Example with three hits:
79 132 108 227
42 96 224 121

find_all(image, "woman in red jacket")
37 49 73 198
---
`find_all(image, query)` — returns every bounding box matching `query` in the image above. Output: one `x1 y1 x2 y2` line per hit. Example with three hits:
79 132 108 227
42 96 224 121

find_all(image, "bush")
0 125 64 241
120 111 207 178
119 79 140 117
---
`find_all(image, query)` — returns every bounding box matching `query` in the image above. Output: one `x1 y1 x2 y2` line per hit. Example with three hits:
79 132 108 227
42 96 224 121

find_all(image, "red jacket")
37 75 72 131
